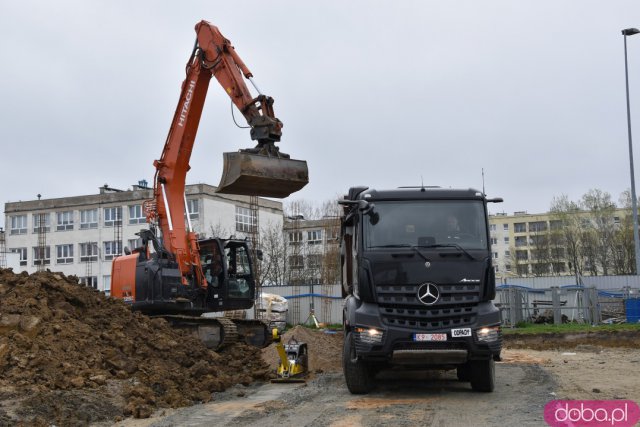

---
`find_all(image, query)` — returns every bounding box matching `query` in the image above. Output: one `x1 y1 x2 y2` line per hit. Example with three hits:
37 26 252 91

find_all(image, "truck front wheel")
469 358 495 392
342 331 374 394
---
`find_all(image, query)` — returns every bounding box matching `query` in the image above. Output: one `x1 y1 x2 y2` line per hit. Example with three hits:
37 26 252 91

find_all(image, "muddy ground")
2 268 639 426
112 329 640 427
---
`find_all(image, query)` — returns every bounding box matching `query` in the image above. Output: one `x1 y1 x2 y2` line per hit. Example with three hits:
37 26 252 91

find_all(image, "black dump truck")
339 186 503 394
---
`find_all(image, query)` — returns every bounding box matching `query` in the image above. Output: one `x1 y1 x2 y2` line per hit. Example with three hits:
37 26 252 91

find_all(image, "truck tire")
469 358 495 392
342 331 374 394
456 363 471 382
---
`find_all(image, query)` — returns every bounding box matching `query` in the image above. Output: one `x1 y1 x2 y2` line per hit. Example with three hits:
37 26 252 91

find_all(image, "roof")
348 186 485 202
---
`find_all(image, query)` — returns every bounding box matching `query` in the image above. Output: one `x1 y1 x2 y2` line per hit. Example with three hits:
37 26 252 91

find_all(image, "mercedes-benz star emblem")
417 282 440 306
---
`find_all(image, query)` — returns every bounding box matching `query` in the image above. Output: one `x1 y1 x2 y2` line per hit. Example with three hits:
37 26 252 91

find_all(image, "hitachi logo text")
178 80 196 127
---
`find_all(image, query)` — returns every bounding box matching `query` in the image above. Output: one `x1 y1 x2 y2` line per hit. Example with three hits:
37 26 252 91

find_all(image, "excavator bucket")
216 152 309 198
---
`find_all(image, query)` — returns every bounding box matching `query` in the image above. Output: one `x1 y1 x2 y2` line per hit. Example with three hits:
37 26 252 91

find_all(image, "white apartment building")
4 183 283 294
283 217 340 285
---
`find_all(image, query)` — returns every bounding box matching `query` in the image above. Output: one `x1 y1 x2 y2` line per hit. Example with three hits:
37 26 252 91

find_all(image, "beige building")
4 183 283 294
489 209 629 279
283 217 340 286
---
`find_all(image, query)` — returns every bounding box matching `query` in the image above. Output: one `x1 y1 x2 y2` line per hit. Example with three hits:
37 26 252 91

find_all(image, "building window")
32 213 50 233
128 205 146 224
307 254 322 268
515 250 528 261
516 264 528 275
80 209 98 229
80 242 98 262
514 223 526 233
235 206 255 233
552 262 566 273
33 246 51 266
530 235 548 246
528 221 547 233
187 199 199 220
10 248 27 266
489 224 497 231
56 244 74 264
103 241 122 260
503 224 509 231
505 264 512 272
493 252 498 259
10 215 27 235
504 250 511 258
104 207 122 227
288 255 304 269
327 227 340 241
503 237 509 244
494 265 499 273
103 275 111 296
79 276 98 289
514 236 528 247
550 220 563 231
288 231 303 245
490 237 497 245
128 238 143 251
308 230 323 245
614 216 621 225
56 211 74 231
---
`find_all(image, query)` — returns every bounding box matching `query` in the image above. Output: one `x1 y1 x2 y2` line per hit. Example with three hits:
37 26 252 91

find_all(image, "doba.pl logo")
544 400 640 426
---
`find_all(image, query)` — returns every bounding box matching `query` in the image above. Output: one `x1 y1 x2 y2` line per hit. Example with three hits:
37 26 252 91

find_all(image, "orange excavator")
111 20 308 349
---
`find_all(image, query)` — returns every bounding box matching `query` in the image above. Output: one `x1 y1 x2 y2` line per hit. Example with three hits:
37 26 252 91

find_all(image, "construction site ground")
2 269 639 426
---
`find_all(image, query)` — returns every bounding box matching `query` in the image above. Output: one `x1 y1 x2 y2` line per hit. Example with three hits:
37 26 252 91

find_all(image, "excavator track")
231 319 273 348
154 315 239 350
154 316 272 350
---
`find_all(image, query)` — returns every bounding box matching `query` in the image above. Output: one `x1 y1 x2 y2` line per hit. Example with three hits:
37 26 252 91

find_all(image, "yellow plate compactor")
271 329 308 383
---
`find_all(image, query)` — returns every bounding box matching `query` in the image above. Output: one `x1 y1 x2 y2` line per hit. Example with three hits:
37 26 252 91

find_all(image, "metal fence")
258 277 640 327
496 282 639 326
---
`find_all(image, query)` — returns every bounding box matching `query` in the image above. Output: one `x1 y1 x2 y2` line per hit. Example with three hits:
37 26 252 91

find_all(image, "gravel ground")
110 334 640 427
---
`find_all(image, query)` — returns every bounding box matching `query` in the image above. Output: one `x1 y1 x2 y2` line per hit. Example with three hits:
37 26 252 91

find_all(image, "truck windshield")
364 200 488 250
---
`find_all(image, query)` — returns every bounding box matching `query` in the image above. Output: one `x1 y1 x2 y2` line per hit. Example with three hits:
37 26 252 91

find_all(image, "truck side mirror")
358 201 378 225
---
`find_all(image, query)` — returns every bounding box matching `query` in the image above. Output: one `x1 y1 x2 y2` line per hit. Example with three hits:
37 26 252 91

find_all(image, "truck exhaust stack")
216 152 309 198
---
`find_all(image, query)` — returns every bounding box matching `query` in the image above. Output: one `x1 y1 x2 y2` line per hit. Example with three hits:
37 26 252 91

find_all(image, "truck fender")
343 295 359 332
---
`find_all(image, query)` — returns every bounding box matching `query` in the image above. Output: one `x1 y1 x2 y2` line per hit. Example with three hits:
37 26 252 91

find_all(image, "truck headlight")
475 326 500 343
355 327 384 344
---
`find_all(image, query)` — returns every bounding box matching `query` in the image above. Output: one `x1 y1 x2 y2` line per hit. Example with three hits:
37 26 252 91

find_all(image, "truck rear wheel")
342 331 374 394
469 359 495 392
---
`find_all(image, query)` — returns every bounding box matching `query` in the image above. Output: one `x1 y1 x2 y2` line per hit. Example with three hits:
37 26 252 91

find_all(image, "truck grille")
376 283 480 330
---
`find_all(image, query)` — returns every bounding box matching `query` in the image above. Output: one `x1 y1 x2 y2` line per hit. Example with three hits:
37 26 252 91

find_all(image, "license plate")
451 328 472 337
414 333 447 342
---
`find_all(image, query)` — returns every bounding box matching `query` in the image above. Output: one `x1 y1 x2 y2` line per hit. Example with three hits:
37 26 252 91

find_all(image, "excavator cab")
216 152 308 198
198 238 256 310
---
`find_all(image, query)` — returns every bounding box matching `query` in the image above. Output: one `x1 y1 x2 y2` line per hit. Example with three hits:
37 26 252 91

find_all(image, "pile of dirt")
0 269 270 426
261 325 343 375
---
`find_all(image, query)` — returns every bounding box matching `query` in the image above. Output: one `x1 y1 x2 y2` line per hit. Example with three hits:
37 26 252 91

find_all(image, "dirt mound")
261 325 343 375
0 269 270 426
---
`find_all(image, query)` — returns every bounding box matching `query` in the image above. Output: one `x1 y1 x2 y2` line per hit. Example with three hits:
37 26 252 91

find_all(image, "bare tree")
550 195 584 277
581 189 617 275
613 190 636 274
209 221 231 239
260 221 288 286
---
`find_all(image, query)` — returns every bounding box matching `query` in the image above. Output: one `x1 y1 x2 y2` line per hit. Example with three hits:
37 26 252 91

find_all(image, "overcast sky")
2 1 640 228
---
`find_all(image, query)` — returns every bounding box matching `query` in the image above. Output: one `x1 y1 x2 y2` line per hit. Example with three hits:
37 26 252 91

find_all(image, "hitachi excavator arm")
152 20 308 282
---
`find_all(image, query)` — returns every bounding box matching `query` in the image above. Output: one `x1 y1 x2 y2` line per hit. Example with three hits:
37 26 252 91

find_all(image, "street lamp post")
623 28 640 275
